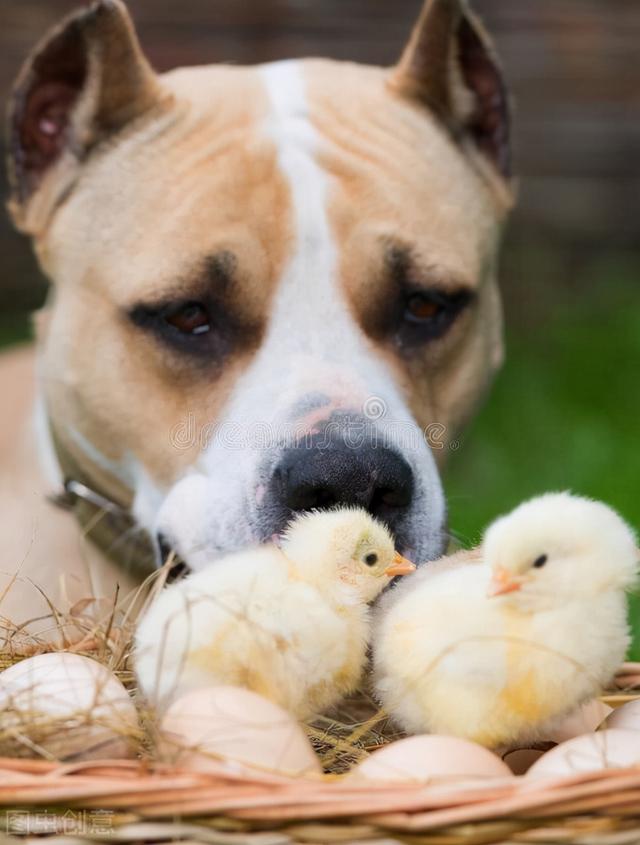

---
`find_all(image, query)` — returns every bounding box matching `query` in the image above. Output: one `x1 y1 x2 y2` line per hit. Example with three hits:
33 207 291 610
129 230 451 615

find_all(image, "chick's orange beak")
385 552 417 577
487 566 523 598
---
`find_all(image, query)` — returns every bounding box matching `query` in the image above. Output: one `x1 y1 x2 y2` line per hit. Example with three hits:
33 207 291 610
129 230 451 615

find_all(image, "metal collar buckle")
62 479 131 516
49 478 190 583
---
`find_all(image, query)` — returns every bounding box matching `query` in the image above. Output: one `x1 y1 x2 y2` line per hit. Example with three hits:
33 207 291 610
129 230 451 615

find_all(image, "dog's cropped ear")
7 0 166 234
392 0 511 183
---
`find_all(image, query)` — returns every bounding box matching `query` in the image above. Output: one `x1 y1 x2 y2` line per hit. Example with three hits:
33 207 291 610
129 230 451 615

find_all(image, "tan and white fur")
1 0 513 635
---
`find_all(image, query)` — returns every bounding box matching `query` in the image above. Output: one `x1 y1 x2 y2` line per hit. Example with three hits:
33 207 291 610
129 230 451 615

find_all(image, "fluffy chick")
373 493 638 749
135 507 414 720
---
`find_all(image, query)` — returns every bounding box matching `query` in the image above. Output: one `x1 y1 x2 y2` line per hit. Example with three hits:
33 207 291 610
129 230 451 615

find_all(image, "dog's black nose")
263 421 414 540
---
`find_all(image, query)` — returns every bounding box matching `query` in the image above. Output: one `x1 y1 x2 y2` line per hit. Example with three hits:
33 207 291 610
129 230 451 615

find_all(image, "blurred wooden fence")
1 0 639 312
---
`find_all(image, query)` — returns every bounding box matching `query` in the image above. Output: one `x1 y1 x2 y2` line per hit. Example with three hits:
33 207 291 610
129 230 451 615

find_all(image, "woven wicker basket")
1 665 639 845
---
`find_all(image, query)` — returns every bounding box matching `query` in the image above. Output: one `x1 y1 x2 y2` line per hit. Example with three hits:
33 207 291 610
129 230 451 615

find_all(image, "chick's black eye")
533 554 548 569
165 302 211 336
364 553 378 567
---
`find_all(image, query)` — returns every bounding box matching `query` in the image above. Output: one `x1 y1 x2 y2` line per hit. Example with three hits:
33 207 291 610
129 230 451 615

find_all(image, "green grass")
0 313 32 348
446 276 640 658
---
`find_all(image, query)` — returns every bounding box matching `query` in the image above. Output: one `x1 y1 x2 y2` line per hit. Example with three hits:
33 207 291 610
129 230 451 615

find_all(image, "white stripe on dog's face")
153 61 446 567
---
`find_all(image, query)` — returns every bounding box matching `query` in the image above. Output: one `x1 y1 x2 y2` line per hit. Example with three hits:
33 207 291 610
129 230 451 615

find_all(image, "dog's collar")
47 423 188 581
49 479 158 578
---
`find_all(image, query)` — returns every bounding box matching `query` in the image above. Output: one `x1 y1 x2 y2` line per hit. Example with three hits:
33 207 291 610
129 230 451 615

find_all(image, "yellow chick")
135 507 414 719
373 493 638 749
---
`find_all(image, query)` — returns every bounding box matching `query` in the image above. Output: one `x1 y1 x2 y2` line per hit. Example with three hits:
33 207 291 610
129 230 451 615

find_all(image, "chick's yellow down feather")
135 508 414 720
373 493 638 749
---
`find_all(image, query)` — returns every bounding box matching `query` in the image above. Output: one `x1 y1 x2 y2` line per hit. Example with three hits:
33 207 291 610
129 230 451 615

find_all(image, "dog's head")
7 0 513 567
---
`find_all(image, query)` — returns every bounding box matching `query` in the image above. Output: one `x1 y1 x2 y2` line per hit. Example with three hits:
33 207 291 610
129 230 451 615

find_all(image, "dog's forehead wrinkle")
128 250 236 306
200 250 236 287
384 242 474 293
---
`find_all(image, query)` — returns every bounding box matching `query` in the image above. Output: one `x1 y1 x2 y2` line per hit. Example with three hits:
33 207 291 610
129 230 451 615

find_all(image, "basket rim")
1 754 640 831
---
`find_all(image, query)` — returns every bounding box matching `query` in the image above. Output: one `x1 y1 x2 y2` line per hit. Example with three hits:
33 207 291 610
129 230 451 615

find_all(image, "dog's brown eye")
397 288 473 347
405 294 442 323
165 303 211 335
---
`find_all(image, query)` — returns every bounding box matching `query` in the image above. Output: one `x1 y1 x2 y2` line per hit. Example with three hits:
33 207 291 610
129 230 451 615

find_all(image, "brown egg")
0 653 138 760
603 699 640 731
527 729 640 778
545 699 613 743
158 686 321 777
348 735 513 783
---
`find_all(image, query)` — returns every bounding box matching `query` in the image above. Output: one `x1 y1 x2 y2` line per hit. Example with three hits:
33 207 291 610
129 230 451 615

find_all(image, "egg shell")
0 653 138 760
603 699 640 731
502 748 546 775
527 729 640 778
348 735 513 783
545 699 613 743
158 686 321 777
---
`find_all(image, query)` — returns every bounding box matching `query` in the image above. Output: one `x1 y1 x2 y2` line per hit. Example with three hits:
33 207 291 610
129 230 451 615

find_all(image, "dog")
0 0 512 639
